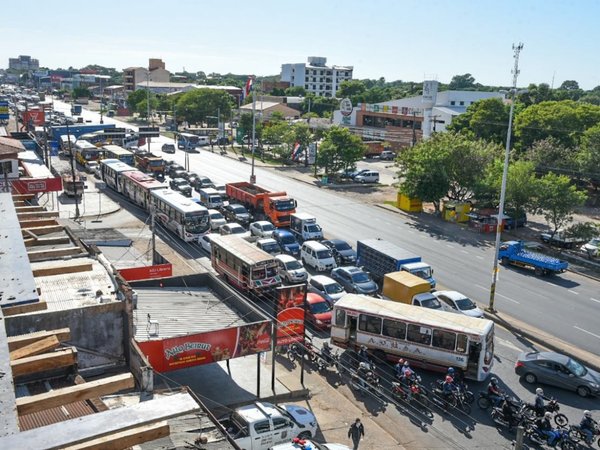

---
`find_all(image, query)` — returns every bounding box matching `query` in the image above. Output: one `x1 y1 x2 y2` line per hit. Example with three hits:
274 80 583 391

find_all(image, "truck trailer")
226 181 297 227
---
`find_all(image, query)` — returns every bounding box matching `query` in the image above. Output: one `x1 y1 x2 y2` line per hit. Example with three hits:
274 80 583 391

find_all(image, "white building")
281 56 353 98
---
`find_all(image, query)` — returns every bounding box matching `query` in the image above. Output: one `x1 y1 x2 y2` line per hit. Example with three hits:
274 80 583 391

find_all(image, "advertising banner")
9 177 63 194
275 284 305 346
0 101 9 120
118 264 172 281
22 110 46 126
136 320 271 372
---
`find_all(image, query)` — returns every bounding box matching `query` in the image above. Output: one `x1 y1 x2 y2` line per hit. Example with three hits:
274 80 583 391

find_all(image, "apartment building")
281 56 353 98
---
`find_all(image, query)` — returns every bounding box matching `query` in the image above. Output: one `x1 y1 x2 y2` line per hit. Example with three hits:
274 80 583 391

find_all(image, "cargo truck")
382 271 444 310
71 104 82 115
356 239 436 287
499 240 568 276
134 151 165 178
290 212 323 242
226 181 297 227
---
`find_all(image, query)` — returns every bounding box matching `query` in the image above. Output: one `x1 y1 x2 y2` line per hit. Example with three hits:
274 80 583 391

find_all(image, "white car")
270 439 350 450
276 254 308 283
433 290 484 318
208 209 227 231
581 237 600 257
219 223 251 239
308 275 346 304
250 220 276 238
354 170 380 184
199 234 213 253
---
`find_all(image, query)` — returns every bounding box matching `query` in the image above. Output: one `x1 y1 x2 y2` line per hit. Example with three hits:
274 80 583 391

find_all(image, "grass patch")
162 131 175 139
384 200 398 207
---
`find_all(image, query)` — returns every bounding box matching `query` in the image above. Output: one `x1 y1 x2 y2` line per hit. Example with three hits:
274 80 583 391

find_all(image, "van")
354 170 379 184
301 241 337 272
199 188 223 209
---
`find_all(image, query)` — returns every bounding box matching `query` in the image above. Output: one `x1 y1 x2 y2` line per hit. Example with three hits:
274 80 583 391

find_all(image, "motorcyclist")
535 411 560 446
321 341 332 364
487 377 504 407
357 345 370 365
447 367 463 383
394 358 405 379
501 397 518 428
356 362 370 389
441 375 456 406
533 387 549 417
580 410 596 445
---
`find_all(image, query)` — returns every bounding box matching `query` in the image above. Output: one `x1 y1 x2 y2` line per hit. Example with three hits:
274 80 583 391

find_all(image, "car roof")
337 266 361 274
311 275 337 285
306 292 327 304
228 203 244 208
527 351 571 365
325 238 348 246
208 209 221 214
303 240 328 250
434 290 467 301
225 223 244 230
172 178 187 183
275 229 293 236
257 238 277 244
252 220 272 226
275 254 296 263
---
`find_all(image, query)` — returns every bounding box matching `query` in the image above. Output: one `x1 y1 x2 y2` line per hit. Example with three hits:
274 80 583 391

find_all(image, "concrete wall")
5 302 125 370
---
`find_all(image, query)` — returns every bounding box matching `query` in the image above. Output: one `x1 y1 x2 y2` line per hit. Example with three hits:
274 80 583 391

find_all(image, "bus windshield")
252 264 278 280
149 160 164 167
184 214 208 234
82 150 100 160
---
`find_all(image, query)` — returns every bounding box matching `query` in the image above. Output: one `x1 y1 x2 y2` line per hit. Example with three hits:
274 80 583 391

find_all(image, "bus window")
359 314 382 335
382 319 406 340
253 267 266 279
407 324 432 346
335 309 346 327
432 329 457 351
456 334 468 353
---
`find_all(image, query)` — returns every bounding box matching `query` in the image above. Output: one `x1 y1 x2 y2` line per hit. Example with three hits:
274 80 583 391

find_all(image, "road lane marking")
476 255 484 260
574 326 600 340
461 250 469 254
474 284 519 304
496 337 523 352
446 244 454 248
568 290 579 295
590 298 600 304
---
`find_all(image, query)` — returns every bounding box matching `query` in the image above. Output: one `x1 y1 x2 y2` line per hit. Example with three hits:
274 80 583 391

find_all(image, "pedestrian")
348 418 365 450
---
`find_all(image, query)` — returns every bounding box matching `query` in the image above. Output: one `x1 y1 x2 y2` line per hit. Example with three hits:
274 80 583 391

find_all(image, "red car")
306 293 332 329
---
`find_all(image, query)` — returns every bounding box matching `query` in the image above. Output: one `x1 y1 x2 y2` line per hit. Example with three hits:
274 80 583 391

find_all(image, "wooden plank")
7 328 71 352
10 348 77 378
17 210 60 219
20 222 61 231
2 301 47 317
32 261 93 276
61 421 170 450
25 236 71 248
74 374 109 413
28 247 82 262
0 392 199 450
10 335 60 361
16 373 135 415
12 194 35 201
15 205 45 212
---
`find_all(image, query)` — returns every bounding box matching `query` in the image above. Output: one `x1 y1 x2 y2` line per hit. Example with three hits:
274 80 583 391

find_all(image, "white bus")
60 134 76 155
177 132 209 150
99 159 135 193
150 188 210 241
331 294 495 381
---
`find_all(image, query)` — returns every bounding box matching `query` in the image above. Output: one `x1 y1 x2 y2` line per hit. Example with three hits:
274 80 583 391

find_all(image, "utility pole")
66 123 80 219
250 76 257 184
146 68 151 154
150 206 157 265
488 42 524 312
411 111 417 146
99 77 104 124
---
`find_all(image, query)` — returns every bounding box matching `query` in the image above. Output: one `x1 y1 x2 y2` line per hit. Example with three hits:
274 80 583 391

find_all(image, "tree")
559 80 580 91
524 138 580 177
336 80 367 101
127 90 148 111
136 97 158 119
317 126 365 175
72 87 91 98
535 172 587 234
578 123 600 184
175 88 233 125
448 73 476 90
446 98 509 144
285 86 306 97
517 83 555 106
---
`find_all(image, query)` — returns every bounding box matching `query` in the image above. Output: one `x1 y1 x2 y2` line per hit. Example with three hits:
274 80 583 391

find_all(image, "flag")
291 142 302 160
244 77 254 100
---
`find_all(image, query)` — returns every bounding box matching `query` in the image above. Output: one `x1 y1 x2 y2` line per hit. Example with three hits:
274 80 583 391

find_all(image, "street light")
488 43 525 312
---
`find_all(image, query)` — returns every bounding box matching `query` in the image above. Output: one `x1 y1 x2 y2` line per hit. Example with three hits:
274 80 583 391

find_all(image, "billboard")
118 264 172 281
21 110 46 126
136 320 271 372
8 177 63 194
0 101 9 120
275 285 306 346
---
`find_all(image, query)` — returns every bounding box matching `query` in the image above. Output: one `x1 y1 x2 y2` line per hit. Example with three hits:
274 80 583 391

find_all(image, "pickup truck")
499 240 568 276
540 230 587 249
219 402 318 450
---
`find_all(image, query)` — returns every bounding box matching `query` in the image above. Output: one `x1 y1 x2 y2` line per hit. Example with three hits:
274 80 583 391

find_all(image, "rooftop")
18 150 54 178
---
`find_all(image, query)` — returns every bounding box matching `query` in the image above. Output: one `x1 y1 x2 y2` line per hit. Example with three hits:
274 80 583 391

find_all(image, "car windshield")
455 297 476 310
335 241 352 251
307 224 322 233
420 297 443 309
411 267 432 279
566 358 587 377
324 283 344 294
311 301 332 314
261 223 275 231
210 212 223 220
285 260 302 270
316 250 333 259
232 206 247 214
262 243 279 252
280 235 295 245
351 272 370 283
230 226 245 234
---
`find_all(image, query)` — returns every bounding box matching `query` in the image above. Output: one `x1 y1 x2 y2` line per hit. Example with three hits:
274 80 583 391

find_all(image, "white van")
301 241 337 272
354 170 379 184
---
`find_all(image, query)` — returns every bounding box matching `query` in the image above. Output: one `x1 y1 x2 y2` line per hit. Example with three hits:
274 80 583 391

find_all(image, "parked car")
330 266 378 295
432 290 484 318
169 178 192 197
354 170 380 184
273 229 301 257
581 237 600 257
275 254 308 283
208 209 227 231
379 150 395 161
340 168 369 180
222 203 252 225
250 220 276 238
161 143 176 153
308 275 346 305
219 223 251 238
256 238 281 255
199 234 213 253
306 293 333 330
322 239 357 265
515 351 600 397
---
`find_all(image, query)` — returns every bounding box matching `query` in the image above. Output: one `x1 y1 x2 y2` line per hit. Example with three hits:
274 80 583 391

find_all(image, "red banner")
136 321 271 372
10 177 63 194
276 285 305 346
118 264 172 281
21 110 45 126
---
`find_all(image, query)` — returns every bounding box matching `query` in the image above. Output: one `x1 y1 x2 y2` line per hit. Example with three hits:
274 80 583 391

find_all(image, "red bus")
121 170 167 209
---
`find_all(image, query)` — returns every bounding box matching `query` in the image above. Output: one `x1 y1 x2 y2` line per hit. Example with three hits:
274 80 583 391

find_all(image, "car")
275 254 308 283
171 169 187 180
167 163 185 178
306 293 333 329
308 275 347 305
354 170 380 184
214 184 227 200
270 438 351 450
379 150 395 160
432 290 484 318
301 241 337 272
161 143 176 153
219 223 251 238
339 168 368 180
85 160 99 174
169 178 192 197
192 175 215 190
540 230 587 249
322 239 357 265
208 209 227 231
250 220 276 238
222 203 252 225
199 234 213 253
256 238 281 255
330 266 378 295
515 351 600 397
581 237 600 257
273 229 301 257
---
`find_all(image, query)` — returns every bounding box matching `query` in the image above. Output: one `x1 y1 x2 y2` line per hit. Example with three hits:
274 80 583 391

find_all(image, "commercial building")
281 56 353 98
8 55 39 71
239 100 301 120
123 58 170 92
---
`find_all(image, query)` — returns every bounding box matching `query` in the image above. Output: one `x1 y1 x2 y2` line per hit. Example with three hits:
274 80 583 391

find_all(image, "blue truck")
498 241 568 276
71 104 82 115
356 238 436 288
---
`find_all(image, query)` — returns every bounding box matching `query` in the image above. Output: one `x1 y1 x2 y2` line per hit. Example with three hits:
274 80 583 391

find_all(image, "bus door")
348 315 358 342
465 338 481 378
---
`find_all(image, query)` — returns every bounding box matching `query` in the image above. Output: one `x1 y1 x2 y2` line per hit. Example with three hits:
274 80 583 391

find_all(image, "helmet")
359 362 367 369
322 341 330 348
405 368 413 378
536 388 544 396
398 358 405 364
360 345 367 351
447 367 455 374
403 360 410 367
584 410 592 418
445 375 454 383
544 411 553 420
491 377 498 385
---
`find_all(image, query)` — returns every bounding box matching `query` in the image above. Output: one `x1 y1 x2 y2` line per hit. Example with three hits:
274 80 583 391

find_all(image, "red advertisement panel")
10 177 63 194
118 264 172 281
276 285 305 346
136 321 271 372
21 110 45 126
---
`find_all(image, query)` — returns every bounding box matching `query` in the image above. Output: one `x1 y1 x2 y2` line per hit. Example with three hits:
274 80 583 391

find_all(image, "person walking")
348 418 365 450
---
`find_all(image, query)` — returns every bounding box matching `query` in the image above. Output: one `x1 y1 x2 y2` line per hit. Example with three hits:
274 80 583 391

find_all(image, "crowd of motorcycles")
281 339 599 450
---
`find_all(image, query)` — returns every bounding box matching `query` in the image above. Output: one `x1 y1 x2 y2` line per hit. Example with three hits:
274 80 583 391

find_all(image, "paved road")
51 99 600 356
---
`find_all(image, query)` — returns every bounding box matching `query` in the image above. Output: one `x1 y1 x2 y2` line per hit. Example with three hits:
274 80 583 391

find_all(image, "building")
281 56 353 98
8 55 39 71
123 58 170 92
333 81 504 148
239 101 301 121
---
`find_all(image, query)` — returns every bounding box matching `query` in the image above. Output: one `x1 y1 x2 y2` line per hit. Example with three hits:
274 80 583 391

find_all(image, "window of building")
450 101 456 106
407 324 432 346
459 101 465 106
382 319 406 340
359 314 382 335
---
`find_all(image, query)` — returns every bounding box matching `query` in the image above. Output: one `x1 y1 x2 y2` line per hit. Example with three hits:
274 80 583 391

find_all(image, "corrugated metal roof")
134 287 248 342
18 150 54 178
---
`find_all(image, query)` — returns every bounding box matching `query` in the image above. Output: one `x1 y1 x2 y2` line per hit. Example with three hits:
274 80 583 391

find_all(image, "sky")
1 0 599 89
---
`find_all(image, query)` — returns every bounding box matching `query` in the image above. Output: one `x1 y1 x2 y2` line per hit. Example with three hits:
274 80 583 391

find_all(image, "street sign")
0 101 9 120
50 141 59 156
340 98 353 117
103 127 126 139
138 126 160 138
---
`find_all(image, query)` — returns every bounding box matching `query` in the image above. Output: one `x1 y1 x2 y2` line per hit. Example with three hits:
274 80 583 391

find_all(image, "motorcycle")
429 383 471 414
392 377 430 410
522 398 568 427
568 422 600 448
490 403 528 430
316 350 342 374
478 392 522 410
525 425 576 450
433 379 473 404
286 340 318 364
350 364 383 398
